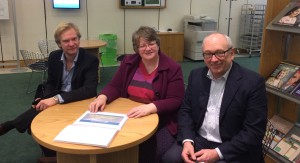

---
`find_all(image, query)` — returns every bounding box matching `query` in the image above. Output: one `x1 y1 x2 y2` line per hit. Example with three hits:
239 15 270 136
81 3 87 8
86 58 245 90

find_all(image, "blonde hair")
54 22 81 45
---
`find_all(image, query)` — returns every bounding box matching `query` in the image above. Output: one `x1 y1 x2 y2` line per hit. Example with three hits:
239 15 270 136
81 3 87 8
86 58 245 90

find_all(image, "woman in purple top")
89 26 185 163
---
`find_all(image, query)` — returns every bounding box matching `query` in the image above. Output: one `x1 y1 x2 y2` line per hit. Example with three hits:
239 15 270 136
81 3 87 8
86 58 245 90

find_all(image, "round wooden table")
80 40 107 83
80 39 107 57
31 98 158 163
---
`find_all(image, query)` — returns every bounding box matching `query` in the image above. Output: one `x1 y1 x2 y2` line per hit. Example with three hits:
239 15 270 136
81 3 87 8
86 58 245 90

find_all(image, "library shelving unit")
260 0 300 162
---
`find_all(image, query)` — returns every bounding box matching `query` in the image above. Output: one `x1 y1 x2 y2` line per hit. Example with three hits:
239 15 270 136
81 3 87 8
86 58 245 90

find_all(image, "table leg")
57 152 91 163
97 146 138 163
57 146 138 163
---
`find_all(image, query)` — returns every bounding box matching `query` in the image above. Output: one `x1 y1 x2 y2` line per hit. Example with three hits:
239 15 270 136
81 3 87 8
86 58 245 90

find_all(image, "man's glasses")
138 42 157 50
203 47 232 59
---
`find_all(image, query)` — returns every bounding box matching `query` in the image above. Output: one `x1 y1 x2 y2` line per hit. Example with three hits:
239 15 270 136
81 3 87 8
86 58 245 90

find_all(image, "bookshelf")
261 0 300 162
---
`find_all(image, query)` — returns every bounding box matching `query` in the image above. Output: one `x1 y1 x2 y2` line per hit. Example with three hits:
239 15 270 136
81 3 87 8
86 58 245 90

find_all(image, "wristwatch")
52 95 59 103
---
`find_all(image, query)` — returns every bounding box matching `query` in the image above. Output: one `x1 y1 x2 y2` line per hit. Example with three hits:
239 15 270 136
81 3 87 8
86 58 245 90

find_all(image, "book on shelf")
268 115 294 149
265 62 299 90
272 1 300 27
281 69 300 94
54 111 128 148
274 134 300 161
294 153 300 163
285 134 300 162
274 137 293 156
291 82 300 98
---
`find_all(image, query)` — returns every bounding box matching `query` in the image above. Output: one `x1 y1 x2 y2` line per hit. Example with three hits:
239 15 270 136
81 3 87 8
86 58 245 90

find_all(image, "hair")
287 6 300 16
54 22 81 45
202 32 233 49
132 26 160 53
276 68 289 78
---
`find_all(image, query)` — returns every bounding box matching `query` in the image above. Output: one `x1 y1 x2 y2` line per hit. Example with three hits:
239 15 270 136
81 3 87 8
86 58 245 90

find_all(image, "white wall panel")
15 0 44 52
124 9 158 54
0 0 267 63
87 0 124 53
159 0 189 32
45 0 87 40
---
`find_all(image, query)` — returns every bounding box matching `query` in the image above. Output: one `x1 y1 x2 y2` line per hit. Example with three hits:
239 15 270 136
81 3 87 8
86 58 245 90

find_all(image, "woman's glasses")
138 41 157 50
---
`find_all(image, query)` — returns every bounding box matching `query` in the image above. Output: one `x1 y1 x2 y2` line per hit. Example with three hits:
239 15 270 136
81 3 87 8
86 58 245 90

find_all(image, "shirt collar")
60 51 79 63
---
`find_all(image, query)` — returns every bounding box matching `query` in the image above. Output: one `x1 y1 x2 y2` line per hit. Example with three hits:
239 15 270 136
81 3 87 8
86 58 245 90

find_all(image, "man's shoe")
0 124 9 136
36 157 57 163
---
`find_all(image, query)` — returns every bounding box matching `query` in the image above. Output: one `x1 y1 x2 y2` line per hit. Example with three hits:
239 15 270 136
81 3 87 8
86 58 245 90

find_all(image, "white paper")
54 111 128 147
54 124 118 147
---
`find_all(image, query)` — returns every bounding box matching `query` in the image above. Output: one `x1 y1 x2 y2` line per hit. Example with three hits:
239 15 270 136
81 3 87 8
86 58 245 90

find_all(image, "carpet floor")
0 56 260 162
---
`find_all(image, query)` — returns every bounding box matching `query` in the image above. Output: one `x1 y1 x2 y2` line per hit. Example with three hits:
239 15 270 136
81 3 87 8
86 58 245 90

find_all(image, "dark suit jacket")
45 48 99 103
177 62 267 162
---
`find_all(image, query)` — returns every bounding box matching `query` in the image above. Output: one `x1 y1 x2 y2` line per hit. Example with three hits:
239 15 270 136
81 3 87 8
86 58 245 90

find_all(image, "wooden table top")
80 40 107 49
31 98 158 155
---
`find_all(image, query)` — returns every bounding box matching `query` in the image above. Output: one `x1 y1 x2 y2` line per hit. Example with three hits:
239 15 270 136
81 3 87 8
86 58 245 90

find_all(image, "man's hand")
34 97 58 111
194 149 220 163
89 94 107 112
182 141 197 163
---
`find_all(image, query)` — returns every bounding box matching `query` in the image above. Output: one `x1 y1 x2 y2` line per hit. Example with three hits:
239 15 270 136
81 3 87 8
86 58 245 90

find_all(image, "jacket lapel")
56 55 64 89
196 67 211 127
219 63 242 121
71 49 84 82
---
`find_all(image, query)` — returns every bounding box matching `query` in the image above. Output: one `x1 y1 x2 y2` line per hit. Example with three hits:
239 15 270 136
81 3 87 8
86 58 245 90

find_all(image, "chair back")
20 50 48 71
262 119 276 158
37 39 59 57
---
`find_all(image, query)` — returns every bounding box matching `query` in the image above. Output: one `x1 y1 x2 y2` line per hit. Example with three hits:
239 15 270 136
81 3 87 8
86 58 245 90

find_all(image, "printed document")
54 111 128 147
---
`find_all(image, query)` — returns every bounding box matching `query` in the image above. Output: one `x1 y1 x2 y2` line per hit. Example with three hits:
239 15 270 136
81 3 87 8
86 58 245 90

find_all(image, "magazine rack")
262 120 277 158
261 0 300 162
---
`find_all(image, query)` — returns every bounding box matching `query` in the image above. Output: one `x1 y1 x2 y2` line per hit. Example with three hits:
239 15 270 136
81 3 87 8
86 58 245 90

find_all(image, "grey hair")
202 32 233 49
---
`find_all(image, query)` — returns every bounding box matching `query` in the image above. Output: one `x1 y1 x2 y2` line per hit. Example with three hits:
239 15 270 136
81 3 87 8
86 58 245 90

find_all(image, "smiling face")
137 37 159 61
202 33 234 79
276 69 288 79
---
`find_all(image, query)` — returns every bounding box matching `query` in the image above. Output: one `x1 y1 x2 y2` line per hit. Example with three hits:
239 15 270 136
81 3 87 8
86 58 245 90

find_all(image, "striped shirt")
127 61 157 104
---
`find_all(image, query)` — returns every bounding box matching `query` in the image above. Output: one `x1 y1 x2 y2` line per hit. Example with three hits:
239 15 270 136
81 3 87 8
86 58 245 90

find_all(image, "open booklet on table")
54 111 128 148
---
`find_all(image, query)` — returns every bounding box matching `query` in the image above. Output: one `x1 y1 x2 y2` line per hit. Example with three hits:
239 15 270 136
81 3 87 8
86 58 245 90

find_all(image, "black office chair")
20 50 48 94
262 119 277 158
116 54 126 62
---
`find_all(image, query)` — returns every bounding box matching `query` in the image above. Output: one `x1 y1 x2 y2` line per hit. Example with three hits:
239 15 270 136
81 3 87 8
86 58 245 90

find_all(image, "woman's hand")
89 94 107 112
127 103 157 118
